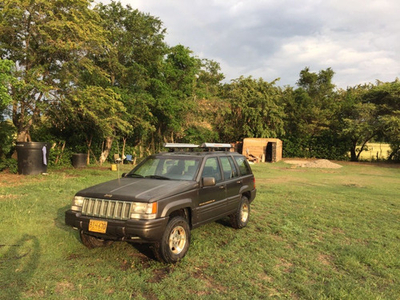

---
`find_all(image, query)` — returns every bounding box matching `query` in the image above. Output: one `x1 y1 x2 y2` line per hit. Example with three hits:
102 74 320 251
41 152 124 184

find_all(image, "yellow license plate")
88 220 108 234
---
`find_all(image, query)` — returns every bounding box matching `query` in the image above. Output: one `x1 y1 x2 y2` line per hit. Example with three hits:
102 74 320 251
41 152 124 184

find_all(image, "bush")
0 158 18 173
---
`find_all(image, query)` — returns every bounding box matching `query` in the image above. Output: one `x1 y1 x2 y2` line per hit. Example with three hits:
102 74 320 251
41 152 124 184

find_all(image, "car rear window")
220 156 239 179
234 156 252 176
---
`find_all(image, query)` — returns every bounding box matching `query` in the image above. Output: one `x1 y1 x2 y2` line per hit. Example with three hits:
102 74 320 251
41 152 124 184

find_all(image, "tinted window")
202 157 222 182
234 156 252 176
220 156 239 180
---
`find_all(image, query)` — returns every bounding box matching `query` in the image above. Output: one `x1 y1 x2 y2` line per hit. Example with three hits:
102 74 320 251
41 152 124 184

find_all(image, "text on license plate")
88 220 108 233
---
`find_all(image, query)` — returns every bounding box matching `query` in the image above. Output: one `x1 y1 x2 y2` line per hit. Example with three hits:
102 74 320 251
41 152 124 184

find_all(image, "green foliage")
218 76 285 141
339 80 400 161
180 125 219 144
0 0 108 141
369 80 400 160
0 59 13 112
0 157 17 173
0 120 16 158
1 0 399 162
282 68 346 159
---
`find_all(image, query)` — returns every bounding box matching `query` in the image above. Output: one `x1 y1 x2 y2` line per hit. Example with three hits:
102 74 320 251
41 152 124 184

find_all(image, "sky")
98 0 400 89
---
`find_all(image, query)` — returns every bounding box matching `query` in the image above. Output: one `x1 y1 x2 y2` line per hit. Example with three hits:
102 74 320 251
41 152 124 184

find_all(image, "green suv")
65 143 256 263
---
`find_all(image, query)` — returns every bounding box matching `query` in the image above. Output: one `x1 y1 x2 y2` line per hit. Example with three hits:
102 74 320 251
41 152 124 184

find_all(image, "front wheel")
230 195 250 229
80 231 113 249
153 216 191 263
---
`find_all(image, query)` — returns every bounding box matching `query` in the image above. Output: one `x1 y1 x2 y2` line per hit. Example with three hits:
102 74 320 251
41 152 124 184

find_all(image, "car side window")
220 156 239 180
234 156 252 176
202 157 222 182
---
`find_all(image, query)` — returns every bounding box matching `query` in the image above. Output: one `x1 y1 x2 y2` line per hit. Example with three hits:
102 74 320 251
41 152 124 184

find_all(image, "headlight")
130 202 157 220
71 196 85 211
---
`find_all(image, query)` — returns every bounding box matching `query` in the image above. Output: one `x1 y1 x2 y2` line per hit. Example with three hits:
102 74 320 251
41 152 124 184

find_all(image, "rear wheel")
230 195 250 229
153 216 190 263
80 231 113 249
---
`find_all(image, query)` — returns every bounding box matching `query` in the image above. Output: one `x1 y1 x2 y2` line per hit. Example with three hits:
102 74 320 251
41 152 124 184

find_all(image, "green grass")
0 162 399 299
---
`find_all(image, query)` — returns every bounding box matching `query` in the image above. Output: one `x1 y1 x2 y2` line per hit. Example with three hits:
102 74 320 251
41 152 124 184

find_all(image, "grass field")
0 162 399 299
357 143 391 161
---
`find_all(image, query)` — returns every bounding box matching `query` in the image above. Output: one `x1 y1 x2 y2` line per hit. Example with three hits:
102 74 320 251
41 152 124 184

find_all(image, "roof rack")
163 143 199 152
163 143 233 152
200 143 232 151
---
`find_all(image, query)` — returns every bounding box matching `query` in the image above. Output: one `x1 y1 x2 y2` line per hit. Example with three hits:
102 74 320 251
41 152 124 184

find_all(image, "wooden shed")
242 138 283 163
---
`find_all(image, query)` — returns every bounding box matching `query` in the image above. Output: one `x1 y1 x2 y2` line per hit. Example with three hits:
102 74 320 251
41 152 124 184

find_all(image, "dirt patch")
284 159 342 169
0 172 48 187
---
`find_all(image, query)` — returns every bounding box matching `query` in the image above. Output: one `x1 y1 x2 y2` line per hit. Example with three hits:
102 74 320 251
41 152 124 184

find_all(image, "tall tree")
149 45 202 145
283 67 344 158
0 0 107 141
367 80 400 160
0 58 15 158
218 76 285 142
0 58 13 117
92 1 167 159
181 58 225 144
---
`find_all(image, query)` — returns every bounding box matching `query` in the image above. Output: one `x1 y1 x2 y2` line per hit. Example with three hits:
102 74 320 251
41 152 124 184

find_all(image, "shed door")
266 142 277 162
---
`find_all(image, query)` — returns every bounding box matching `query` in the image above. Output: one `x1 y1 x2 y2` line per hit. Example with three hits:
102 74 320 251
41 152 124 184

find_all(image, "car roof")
155 151 242 157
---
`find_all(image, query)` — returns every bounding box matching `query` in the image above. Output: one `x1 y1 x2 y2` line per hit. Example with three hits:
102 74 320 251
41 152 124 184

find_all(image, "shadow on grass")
56 204 159 264
0 235 40 299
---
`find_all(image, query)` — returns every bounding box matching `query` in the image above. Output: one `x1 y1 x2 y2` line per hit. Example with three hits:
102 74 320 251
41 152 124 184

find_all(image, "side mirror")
202 177 216 187
121 173 126 178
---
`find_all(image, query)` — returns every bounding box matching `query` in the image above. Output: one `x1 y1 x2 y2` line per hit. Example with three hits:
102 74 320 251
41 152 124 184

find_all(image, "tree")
283 67 346 158
0 59 13 110
338 80 400 161
181 58 225 144
149 45 202 146
0 0 107 142
0 59 16 158
366 80 400 160
93 1 167 158
341 98 380 161
218 76 285 142
381 112 400 160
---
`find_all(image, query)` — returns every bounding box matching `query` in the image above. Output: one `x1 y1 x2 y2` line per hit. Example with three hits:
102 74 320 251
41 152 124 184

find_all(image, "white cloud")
98 0 400 88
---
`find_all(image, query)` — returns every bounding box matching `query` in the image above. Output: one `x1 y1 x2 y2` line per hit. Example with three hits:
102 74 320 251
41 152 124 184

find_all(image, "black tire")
230 195 250 229
153 216 190 263
79 231 113 249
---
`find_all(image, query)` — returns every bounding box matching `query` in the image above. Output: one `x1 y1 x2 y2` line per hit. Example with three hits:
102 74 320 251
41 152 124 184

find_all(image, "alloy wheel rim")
169 225 187 254
241 203 249 223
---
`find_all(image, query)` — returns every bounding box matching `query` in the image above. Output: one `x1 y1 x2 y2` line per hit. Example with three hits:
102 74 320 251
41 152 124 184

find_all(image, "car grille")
81 198 131 220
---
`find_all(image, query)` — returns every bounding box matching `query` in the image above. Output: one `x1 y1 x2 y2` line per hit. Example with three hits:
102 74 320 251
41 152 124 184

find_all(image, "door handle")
219 185 225 189
236 180 242 184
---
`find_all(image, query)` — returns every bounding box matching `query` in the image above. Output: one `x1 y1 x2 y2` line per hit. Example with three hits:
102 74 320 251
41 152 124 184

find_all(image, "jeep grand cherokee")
65 143 256 263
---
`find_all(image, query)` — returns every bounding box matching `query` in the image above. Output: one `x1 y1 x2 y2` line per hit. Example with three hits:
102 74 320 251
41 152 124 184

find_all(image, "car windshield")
127 157 201 181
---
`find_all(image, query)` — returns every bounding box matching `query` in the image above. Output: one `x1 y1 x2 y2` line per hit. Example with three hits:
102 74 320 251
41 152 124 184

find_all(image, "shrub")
0 158 18 173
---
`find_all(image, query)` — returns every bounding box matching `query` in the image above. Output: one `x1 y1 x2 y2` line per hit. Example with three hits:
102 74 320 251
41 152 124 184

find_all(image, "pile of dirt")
285 159 342 169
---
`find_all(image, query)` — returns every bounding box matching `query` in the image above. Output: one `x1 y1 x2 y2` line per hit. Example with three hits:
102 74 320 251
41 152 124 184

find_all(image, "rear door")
233 155 254 196
220 156 242 212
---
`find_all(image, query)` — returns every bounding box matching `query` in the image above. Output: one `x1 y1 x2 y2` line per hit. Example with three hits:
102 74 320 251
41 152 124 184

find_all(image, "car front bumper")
65 209 169 242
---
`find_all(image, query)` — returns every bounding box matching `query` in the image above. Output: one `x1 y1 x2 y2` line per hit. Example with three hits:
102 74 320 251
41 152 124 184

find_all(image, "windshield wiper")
126 173 144 178
145 175 170 180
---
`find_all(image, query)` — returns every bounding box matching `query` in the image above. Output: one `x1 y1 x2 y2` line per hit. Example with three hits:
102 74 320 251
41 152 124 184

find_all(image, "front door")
195 157 226 225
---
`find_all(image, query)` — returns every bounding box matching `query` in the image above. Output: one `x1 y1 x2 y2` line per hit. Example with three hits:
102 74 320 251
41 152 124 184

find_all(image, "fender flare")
160 198 193 218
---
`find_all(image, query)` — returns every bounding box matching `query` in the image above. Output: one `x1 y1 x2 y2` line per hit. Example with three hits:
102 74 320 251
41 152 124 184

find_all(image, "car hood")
76 178 198 202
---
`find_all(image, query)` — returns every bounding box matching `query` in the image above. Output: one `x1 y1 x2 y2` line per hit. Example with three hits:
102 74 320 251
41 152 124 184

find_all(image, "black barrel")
72 153 87 168
16 142 49 175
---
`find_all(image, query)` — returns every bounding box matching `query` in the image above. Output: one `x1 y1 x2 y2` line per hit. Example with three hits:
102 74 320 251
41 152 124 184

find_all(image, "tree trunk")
122 137 127 158
16 130 31 142
350 140 358 162
99 136 114 165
